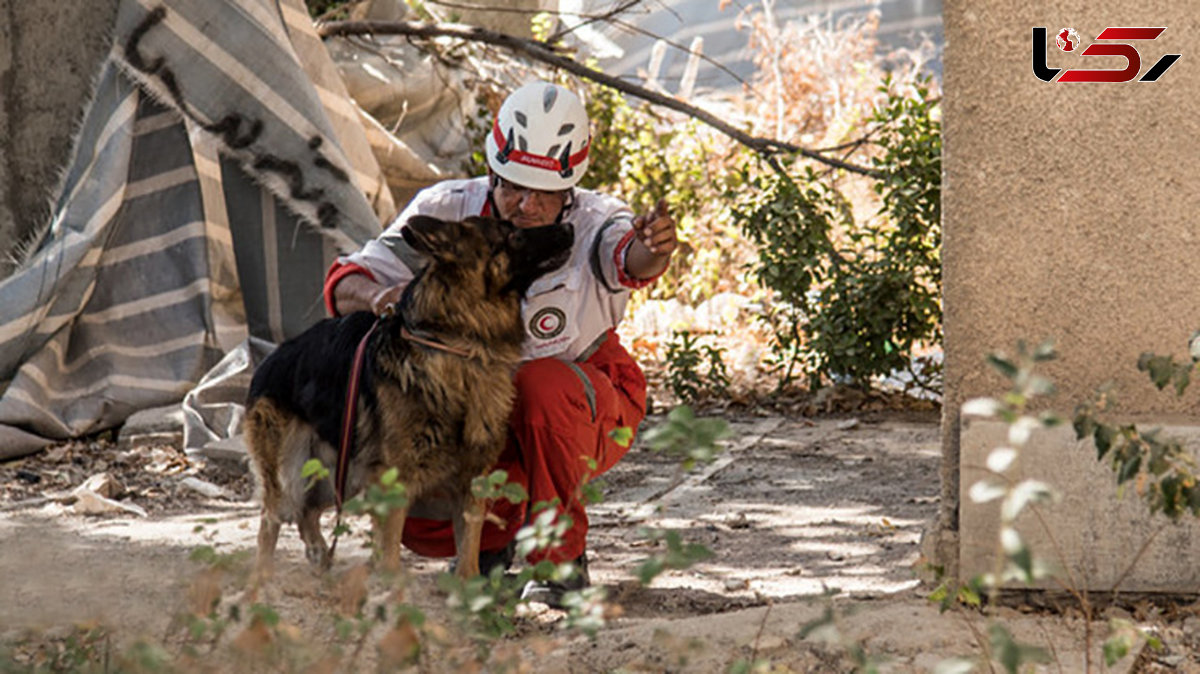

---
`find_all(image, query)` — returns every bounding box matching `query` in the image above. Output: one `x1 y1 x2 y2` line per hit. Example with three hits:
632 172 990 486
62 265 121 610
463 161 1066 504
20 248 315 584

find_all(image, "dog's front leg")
377 504 409 573
452 495 486 579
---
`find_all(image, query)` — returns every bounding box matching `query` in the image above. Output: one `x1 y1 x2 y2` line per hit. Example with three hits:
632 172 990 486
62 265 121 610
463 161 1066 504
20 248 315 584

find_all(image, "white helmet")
485 81 592 191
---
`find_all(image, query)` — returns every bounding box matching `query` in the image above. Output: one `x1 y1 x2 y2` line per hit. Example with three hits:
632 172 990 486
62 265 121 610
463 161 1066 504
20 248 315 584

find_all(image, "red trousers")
401 329 647 563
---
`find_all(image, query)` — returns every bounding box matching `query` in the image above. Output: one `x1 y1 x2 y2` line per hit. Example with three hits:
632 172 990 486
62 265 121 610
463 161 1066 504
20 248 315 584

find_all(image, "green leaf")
581 481 604 506
1142 354 1176 390
957 583 982 608
1094 425 1116 460
961 397 1003 417
968 479 1006 504
636 558 665 585
249 603 280 627
189 546 218 565
502 483 529 505
1103 635 1130 666
609 426 634 448
986 447 1018 473
1175 366 1191 397
1001 480 1056 520
1032 340 1057 362
1073 411 1096 440
301 459 328 479
1117 456 1142 484
1007 541 1035 584
468 594 493 613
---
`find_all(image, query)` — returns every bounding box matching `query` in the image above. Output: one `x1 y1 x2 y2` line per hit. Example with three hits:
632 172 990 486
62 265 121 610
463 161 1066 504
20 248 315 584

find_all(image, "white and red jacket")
324 177 657 361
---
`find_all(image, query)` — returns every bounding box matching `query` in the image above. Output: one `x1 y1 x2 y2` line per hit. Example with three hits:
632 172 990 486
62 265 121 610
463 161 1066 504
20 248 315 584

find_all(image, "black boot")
520 551 590 609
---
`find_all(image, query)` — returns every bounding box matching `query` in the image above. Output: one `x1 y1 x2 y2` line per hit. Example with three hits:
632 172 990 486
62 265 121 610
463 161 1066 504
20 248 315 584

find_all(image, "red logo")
1056 28 1080 52
1033 27 1180 83
529 307 566 339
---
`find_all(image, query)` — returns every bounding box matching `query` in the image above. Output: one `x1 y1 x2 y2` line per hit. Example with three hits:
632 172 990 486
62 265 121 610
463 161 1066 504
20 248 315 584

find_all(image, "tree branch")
606 16 758 94
547 0 643 44
317 19 884 178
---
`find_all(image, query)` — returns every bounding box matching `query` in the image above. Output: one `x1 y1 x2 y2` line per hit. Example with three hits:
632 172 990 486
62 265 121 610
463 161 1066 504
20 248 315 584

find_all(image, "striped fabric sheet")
0 0 389 459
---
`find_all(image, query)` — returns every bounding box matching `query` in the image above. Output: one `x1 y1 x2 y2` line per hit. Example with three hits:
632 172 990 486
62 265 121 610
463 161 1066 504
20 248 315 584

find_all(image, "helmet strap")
485 172 501 218
555 189 576 226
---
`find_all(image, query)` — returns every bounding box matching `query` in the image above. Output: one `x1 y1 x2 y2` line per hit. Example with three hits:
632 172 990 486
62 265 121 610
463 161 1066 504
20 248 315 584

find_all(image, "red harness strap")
336 318 381 511
326 317 380 560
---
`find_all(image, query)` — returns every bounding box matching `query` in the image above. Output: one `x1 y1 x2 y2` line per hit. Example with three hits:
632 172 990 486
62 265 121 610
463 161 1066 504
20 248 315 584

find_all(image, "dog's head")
401 215 573 298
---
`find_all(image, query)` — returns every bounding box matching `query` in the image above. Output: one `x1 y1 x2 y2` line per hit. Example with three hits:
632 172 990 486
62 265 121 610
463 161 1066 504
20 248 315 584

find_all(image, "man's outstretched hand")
627 198 677 280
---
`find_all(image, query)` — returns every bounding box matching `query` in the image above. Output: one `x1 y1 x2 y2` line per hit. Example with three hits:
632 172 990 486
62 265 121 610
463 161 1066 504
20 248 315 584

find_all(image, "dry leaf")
338 564 369 617
232 621 272 655
377 621 420 667
187 568 222 616
423 620 451 644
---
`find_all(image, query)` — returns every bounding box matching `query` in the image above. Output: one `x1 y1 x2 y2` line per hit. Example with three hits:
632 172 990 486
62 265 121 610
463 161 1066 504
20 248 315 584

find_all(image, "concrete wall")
960 420 1200 592
0 0 121 279
941 4 1200 589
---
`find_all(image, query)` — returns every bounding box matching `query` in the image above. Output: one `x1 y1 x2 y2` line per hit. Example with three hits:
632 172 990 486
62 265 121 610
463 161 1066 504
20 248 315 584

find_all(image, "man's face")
492 175 569 228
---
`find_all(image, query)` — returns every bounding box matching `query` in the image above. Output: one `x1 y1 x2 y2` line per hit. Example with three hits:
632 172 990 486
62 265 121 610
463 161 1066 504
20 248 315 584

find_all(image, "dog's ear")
529 223 574 276
503 223 574 295
402 215 451 256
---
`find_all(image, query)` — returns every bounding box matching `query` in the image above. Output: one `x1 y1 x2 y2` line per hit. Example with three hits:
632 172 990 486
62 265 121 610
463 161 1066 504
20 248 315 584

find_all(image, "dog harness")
332 308 475 543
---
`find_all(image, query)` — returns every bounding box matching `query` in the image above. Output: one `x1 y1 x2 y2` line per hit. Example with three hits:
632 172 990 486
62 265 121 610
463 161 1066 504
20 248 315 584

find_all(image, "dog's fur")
244 215 572 579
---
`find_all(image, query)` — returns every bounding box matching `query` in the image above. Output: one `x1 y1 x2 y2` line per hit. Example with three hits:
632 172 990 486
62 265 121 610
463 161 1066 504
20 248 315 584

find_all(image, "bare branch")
607 17 758 95
429 0 758 93
548 0 643 43
316 19 883 178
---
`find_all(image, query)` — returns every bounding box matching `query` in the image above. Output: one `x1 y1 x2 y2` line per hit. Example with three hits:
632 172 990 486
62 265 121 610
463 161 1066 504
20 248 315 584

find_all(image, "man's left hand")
626 199 677 280
634 199 677 257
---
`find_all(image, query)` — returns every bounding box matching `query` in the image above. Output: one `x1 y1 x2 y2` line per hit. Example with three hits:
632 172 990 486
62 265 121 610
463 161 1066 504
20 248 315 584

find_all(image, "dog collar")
400 325 472 359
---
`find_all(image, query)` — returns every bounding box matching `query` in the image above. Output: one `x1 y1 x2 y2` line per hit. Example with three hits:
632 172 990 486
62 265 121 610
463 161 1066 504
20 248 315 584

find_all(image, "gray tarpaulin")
0 0 392 459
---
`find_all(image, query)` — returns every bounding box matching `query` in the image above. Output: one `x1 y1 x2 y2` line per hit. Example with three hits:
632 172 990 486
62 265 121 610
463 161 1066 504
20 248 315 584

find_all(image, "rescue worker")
323 81 678 606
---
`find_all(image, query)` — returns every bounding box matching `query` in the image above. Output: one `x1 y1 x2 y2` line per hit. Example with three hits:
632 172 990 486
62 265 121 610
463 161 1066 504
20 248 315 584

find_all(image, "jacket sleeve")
589 204 663 292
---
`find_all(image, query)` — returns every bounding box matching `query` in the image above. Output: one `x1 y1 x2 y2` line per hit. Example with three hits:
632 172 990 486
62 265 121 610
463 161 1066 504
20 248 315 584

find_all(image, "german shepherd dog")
244 215 573 579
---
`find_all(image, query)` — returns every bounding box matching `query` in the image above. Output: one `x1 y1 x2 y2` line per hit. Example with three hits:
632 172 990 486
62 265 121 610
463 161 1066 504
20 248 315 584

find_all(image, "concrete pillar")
0 0 120 279
941 6 1200 590
0 0 15 273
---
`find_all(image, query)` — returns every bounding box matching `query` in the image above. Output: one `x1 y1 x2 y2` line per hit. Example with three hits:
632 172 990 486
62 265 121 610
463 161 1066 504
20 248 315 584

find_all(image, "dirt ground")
0 408 1189 672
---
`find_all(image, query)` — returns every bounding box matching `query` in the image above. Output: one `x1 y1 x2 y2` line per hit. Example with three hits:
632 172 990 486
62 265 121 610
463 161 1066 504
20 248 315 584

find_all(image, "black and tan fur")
245 215 572 579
